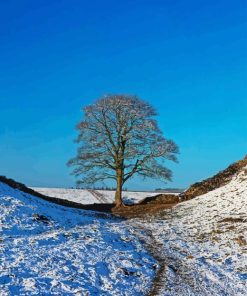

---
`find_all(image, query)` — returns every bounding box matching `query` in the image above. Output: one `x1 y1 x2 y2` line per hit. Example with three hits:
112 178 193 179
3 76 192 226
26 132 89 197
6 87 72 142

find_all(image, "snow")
31 187 160 204
0 182 156 295
128 166 247 295
1 166 246 295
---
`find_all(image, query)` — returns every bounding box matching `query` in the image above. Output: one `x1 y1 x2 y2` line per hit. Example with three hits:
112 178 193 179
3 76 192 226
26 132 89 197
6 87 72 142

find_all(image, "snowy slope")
129 166 247 295
31 187 160 205
0 182 156 295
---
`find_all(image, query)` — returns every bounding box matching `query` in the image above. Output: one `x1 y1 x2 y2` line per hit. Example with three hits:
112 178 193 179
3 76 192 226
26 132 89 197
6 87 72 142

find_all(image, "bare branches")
68 94 179 192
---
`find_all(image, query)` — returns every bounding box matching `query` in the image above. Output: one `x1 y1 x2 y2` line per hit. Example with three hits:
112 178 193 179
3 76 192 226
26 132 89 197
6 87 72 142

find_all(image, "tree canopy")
68 95 179 206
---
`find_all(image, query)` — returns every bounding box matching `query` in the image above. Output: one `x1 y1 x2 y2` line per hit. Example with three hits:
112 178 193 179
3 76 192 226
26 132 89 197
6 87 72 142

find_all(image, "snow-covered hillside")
1 164 246 295
0 182 155 295
31 187 160 205
130 166 247 295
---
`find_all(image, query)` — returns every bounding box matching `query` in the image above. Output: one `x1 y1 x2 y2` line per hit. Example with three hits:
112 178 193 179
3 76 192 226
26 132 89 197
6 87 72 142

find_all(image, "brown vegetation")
180 155 247 201
219 217 246 223
0 175 178 219
0 176 114 215
112 202 177 218
235 236 247 246
138 194 179 205
1 155 245 219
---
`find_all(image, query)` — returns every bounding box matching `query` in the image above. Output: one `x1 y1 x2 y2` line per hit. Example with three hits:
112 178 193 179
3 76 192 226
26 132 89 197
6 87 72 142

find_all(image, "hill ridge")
181 155 247 200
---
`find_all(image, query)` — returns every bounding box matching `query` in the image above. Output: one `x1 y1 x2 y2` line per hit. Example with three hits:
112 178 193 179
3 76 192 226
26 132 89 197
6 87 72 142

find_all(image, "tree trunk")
115 170 123 207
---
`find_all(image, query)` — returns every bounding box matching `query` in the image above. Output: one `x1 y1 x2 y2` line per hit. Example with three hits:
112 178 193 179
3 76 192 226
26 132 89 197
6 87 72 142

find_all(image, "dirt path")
130 221 167 296
128 212 183 296
112 203 177 218
0 176 177 294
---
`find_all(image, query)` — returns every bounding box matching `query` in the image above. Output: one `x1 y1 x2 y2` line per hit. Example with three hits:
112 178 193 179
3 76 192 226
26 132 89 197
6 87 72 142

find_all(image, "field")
31 188 164 205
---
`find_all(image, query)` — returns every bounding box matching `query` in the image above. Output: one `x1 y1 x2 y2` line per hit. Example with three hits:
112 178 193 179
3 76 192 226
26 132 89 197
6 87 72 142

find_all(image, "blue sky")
0 0 246 189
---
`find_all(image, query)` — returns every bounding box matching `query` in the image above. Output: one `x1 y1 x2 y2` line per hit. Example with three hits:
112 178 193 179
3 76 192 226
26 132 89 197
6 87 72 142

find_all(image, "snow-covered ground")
0 182 156 295
31 187 160 205
129 166 247 295
1 166 246 295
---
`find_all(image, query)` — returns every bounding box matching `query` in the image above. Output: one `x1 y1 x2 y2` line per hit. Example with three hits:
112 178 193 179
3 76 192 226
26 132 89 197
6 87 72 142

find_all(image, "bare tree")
68 95 179 206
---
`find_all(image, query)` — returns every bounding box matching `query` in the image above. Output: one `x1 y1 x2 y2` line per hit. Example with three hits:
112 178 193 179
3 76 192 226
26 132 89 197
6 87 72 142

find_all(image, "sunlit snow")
31 187 160 205
129 166 247 295
1 166 246 295
0 183 155 295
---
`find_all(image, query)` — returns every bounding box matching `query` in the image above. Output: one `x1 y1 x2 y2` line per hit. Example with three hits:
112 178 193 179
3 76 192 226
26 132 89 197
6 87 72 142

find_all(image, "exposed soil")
0 176 115 215
138 193 180 205
110 193 180 218
111 193 179 218
0 175 179 218
0 175 178 295
181 155 247 201
219 217 247 223
112 202 177 218
1 155 246 295
129 223 168 296
3 154 245 218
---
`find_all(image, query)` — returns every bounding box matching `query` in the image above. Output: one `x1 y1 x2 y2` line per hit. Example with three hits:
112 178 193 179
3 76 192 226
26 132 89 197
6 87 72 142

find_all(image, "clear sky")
0 0 246 190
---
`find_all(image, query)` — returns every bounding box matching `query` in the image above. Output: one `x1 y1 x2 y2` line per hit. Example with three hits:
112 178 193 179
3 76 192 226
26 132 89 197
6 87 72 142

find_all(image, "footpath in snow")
1 165 246 295
128 165 247 295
